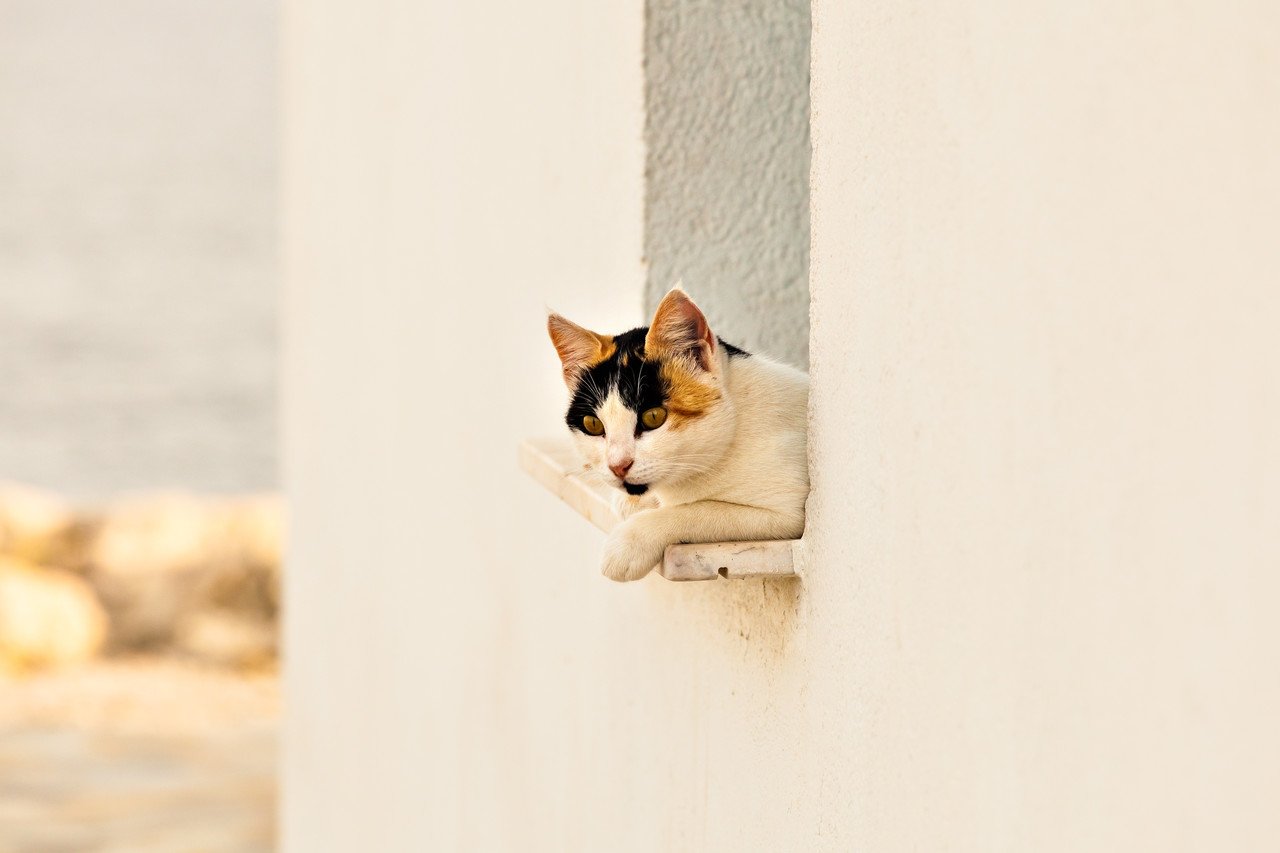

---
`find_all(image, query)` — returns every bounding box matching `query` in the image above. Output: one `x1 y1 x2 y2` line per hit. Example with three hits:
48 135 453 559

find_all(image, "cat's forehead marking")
564 327 665 433
562 325 743 434
581 329 662 407
597 391 637 436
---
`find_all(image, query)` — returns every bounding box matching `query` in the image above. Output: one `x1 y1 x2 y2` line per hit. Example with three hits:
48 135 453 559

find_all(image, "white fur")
570 345 809 582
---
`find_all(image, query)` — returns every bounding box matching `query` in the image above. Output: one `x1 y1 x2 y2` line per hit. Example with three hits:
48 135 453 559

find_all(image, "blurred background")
1 0 280 849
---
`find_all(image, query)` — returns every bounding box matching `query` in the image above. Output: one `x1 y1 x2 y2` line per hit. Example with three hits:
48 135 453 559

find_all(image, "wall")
283 2 816 850
644 0 810 366
284 1 1280 851
807 0 1280 848
280 0 644 848
0 0 277 497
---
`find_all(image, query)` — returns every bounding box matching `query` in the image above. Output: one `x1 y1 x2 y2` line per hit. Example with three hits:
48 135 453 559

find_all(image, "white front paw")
600 517 668 582
611 490 659 520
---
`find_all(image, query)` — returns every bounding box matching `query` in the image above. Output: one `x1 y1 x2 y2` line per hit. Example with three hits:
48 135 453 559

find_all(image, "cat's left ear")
645 287 717 372
548 312 613 387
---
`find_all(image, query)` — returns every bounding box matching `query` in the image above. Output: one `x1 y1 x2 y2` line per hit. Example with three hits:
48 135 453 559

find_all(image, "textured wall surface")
644 0 810 367
0 0 277 497
807 0 1280 848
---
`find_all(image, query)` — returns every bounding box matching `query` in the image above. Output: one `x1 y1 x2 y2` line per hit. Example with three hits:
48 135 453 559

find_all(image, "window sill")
518 438 802 582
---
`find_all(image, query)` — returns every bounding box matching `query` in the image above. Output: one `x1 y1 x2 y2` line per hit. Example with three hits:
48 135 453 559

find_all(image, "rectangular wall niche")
644 0 811 368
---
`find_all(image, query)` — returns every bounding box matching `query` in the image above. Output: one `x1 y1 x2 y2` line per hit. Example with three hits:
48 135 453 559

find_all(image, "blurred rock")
87 494 216 651
90 493 220 577
0 482 77 565
0 486 284 666
221 496 284 574
90 563 201 652
0 557 107 670
91 493 282 574
208 496 284 616
176 611 277 669
86 494 282 658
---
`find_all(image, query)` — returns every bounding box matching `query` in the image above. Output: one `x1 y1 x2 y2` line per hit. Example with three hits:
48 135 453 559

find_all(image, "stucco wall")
807 0 1280 848
644 0 810 366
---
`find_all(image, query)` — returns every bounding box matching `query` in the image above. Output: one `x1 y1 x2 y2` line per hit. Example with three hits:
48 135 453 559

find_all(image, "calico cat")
547 287 808 581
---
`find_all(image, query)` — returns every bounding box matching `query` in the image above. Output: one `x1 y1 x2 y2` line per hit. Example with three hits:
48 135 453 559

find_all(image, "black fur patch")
564 327 749 434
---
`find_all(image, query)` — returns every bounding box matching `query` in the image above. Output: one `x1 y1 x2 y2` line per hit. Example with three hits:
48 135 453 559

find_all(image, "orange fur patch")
659 358 720 426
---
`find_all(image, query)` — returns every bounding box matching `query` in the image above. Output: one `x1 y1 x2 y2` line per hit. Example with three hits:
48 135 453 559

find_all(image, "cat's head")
547 288 738 495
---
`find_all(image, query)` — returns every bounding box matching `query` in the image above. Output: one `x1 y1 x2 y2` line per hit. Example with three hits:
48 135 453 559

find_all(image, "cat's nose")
609 459 633 480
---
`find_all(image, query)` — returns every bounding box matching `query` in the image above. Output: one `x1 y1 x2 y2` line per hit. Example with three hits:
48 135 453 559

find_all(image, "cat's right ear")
547 313 613 387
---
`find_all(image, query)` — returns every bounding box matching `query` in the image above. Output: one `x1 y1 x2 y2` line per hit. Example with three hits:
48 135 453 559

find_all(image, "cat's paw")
611 490 659 520
600 517 668 582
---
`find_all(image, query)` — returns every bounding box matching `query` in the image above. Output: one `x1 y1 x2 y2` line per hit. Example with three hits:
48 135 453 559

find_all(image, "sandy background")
0 2 280 848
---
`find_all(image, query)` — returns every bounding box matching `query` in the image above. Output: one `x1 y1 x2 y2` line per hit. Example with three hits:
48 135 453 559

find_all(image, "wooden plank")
519 438 799 581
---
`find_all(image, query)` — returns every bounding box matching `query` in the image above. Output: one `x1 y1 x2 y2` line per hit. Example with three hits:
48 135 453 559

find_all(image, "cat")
547 287 809 581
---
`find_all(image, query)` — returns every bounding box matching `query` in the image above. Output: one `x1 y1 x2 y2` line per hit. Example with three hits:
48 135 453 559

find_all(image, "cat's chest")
650 471 727 507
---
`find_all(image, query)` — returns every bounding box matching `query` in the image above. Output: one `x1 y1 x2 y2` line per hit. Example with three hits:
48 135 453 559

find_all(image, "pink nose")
609 459 633 480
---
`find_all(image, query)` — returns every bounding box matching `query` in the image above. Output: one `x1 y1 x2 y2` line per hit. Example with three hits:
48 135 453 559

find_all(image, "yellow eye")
640 407 667 430
582 415 605 435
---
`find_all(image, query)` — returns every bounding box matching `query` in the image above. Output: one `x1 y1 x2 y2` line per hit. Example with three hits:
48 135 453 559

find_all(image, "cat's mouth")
622 482 649 496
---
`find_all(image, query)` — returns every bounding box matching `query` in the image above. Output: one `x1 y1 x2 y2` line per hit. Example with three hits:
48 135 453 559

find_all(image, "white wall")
283 2 817 849
281 0 648 848
285 0 1280 850
807 0 1280 848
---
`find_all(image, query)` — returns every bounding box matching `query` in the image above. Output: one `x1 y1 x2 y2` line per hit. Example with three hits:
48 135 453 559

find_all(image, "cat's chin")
622 482 649 496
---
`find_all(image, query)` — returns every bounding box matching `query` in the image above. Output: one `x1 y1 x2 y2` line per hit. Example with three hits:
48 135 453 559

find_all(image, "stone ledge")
518 438 800 582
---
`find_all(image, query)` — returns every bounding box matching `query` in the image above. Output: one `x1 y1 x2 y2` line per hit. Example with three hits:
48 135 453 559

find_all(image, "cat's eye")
582 414 605 435
640 407 667 430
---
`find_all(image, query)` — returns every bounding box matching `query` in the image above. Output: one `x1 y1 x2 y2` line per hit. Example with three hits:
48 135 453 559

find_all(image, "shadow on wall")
647 577 803 664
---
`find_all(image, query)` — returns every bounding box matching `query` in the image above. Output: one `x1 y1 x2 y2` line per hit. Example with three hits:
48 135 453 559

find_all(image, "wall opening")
643 0 811 368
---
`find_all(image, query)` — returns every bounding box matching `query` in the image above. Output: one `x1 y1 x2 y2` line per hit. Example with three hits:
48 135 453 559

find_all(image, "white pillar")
281 1 644 848
808 1 1280 848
